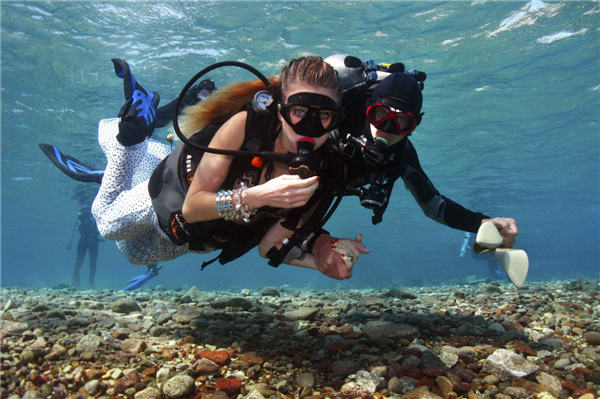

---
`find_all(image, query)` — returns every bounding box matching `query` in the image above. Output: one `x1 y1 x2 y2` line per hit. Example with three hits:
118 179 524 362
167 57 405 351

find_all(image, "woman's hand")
312 234 370 280
481 217 518 248
330 235 366 271
246 175 319 209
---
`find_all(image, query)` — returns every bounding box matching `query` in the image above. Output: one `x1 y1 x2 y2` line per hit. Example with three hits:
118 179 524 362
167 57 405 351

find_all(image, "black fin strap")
200 255 220 271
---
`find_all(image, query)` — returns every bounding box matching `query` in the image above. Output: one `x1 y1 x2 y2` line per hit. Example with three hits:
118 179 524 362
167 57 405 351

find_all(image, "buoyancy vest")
148 104 283 265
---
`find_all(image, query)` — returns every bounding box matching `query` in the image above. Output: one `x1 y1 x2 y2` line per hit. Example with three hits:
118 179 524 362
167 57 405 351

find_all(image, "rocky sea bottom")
1 279 600 399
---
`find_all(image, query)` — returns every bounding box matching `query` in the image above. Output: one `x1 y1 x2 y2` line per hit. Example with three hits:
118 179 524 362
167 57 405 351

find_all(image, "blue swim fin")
123 264 162 291
39 144 104 184
111 59 160 146
123 274 155 291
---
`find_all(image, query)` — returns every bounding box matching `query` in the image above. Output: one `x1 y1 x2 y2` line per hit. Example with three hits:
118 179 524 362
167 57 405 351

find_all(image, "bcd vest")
148 105 282 265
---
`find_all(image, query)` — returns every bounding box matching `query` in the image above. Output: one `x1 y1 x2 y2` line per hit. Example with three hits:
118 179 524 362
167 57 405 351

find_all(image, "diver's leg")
92 118 156 242
88 239 99 289
92 119 181 265
131 139 172 186
72 238 86 288
92 59 161 241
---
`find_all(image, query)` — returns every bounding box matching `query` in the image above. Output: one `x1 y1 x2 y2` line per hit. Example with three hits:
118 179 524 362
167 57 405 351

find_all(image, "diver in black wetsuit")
343 73 488 232
69 206 103 289
310 67 520 270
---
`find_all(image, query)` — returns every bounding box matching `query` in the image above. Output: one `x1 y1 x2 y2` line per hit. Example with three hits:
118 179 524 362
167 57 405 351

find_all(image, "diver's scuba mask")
278 93 343 138
366 97 418 135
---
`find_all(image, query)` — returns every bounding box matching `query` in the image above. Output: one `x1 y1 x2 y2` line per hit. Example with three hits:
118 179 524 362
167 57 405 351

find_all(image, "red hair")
178 76 281 137
179 56 340 137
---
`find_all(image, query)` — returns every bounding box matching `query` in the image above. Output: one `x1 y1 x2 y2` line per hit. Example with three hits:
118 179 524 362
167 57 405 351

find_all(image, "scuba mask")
366 97 417 136
278 93 343 138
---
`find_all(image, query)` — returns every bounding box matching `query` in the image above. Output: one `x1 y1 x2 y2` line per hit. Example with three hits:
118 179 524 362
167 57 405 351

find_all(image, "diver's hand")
481 217 518 248
312 234 369 280
246 175 319 209
112 59 161 146
331 234 369 271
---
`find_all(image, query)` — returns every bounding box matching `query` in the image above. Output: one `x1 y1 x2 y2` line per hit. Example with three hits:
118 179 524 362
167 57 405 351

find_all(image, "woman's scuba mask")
366 98 417 135
278 92 343 138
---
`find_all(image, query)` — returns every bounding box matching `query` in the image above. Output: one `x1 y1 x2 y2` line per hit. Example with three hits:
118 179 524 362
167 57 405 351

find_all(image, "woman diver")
92 56 368 280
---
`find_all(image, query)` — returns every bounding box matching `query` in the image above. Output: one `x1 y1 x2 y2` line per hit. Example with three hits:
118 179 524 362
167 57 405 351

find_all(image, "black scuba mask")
278 92 343 138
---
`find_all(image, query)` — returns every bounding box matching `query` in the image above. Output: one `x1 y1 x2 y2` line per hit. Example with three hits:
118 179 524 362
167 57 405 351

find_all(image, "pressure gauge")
252 90 274 114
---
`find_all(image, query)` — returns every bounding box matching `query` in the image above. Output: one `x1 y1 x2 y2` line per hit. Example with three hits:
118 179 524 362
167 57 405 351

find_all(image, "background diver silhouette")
67 202 103 289
40 79 215 290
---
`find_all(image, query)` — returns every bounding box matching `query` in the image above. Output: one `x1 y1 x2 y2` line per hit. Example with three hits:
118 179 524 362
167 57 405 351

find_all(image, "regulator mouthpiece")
288 138 321 179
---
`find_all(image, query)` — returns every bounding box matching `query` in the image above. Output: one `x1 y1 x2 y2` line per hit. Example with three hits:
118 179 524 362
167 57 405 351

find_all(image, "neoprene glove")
112 58 161 146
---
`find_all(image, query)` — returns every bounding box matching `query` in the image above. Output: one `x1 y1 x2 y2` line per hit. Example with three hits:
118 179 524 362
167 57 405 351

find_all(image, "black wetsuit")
72 212 101 288
346 121 488 232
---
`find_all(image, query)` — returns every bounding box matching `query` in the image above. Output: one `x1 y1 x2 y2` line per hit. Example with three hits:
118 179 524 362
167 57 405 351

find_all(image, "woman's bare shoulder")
211 110 249 150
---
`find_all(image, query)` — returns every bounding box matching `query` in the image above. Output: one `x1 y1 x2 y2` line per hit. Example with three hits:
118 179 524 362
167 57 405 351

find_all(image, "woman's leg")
92 118 157 242
92 119 191 265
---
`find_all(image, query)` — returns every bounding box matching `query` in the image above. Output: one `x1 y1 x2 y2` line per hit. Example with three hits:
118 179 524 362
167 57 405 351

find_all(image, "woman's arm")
182 112 248 222
401 140 487 233
258 221 369 280
182 110 322 223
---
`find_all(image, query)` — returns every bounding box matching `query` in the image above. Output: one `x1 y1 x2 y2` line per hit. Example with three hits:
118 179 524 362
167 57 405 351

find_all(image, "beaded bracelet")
215 184 257 223
216 189 238 221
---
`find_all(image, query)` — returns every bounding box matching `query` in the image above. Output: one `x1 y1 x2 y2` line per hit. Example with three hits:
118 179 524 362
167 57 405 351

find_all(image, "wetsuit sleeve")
400 140 488 233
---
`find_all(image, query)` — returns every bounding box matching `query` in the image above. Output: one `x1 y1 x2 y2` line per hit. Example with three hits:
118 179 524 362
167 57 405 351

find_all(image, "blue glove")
112 59 161 146
123 264 162 290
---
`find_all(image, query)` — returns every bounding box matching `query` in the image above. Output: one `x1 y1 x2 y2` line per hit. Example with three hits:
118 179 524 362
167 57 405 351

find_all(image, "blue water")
1 1 599 290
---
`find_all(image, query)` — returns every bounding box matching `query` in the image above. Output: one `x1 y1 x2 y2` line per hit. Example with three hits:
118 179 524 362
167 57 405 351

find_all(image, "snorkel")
172 61 336 178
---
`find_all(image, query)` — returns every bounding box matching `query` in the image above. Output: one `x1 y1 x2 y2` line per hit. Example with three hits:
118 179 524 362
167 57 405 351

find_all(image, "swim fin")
473 221 529 288
491 248 529 289
123 273 155 291
123 264 162 291
39 143 104 184
473 221 503 253
154 79 216 128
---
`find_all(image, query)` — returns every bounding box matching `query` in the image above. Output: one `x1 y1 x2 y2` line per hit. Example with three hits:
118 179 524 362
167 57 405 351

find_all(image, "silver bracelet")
216 184 257 223
216 190 238 221
238 183 257 223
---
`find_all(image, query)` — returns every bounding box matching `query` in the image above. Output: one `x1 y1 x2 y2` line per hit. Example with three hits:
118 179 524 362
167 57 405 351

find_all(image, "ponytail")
178 76 281 137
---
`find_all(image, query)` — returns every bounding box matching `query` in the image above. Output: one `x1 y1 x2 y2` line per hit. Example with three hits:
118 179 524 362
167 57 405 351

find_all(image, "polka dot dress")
92 118 215 265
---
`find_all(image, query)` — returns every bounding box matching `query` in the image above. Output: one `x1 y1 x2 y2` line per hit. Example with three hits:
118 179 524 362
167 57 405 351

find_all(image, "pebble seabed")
1 280 600 399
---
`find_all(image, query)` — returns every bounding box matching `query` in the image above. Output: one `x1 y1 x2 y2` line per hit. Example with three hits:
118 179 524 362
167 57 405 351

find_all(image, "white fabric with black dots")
92 118 214 265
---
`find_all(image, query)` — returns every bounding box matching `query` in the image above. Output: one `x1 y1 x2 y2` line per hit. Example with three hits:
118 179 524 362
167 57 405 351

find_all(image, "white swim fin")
491 248 529 289
476 221 504 249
